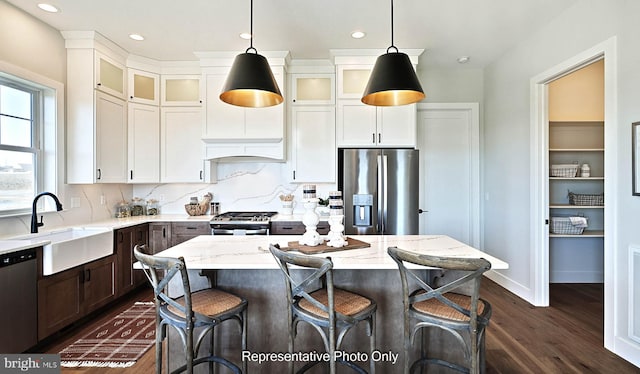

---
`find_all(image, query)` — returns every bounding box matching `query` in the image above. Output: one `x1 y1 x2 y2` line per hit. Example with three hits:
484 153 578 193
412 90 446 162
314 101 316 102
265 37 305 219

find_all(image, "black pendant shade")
220 51 283 107
362 0 425 106
361 51 425 106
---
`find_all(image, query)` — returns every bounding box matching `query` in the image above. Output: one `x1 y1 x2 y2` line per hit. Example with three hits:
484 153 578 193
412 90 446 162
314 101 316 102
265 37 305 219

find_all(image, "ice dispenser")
352 194 373 226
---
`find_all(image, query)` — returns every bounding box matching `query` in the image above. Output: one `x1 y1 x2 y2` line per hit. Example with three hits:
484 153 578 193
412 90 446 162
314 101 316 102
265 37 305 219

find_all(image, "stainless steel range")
210 211 278 235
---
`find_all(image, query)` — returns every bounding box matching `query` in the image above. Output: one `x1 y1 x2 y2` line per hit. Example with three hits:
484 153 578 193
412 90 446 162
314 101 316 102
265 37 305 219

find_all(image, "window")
0 77 42 213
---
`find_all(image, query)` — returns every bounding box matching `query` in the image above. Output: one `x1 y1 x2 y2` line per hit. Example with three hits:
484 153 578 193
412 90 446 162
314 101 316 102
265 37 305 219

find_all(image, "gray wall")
483 0 639 364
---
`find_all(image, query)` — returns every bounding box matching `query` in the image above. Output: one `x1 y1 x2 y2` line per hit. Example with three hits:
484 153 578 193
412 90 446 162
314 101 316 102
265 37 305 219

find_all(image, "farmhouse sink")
16 227 113 275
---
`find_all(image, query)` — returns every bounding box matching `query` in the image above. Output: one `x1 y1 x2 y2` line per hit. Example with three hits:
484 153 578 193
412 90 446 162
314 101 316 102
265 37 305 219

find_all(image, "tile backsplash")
133 162 335 215
0 162 336 238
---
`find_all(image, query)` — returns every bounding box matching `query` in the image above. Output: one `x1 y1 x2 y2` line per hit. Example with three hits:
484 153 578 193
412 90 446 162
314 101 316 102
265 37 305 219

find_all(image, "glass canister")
146 199 159 216
115 201 131 218
130 197 146 216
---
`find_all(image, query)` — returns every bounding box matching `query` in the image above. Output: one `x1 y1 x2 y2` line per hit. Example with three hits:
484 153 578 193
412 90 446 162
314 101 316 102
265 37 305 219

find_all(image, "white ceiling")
8 0 578 68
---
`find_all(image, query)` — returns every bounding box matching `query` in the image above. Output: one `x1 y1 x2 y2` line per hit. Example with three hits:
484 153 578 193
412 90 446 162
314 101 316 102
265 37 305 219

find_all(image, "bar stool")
269 244 377 374
387 246 492 374
134 245 248 374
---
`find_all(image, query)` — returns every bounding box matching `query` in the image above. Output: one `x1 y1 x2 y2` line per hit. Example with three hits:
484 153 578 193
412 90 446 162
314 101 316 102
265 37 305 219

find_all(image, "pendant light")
361 0 425 106
220 0 283 107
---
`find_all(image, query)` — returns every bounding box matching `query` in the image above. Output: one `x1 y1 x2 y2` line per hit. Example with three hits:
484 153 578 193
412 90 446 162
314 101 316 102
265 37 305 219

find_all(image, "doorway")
416 103 480 248
530 37 617 351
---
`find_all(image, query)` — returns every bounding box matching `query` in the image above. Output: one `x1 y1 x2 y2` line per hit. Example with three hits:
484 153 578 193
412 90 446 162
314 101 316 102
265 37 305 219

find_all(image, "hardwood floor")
39 280 638 373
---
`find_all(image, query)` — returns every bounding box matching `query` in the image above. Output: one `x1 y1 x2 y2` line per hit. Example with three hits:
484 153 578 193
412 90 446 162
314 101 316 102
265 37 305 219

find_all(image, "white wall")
483 0 640 365
0 1 132 238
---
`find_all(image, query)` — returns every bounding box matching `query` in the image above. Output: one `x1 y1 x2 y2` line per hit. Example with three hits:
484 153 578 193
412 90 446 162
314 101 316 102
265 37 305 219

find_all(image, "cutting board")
283 237 371 254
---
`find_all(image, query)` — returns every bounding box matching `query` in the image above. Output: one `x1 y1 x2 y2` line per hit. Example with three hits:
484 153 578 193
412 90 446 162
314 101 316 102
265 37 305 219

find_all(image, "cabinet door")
83 255 117 313
95 51 125 99
336 100 377 147
161 75 201 106
291 106 336 182
38 268 82 340
377 104 417 147
115 227 134 296
290 73 335 105
95 91 128 183
149 223 171 254
128 68 159 105
161 107 205 182
337 65 371 99
128 103 160 183
171 222 210 247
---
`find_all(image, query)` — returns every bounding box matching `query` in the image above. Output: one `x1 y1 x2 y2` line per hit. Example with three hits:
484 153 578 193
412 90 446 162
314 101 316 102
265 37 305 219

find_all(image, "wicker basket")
550 164 579 177
185 204 208 216
568 191 604 206
550 216 587 235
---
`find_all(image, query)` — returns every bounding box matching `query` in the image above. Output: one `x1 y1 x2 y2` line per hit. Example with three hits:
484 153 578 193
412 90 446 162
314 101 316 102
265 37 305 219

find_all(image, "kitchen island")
147 235 507 373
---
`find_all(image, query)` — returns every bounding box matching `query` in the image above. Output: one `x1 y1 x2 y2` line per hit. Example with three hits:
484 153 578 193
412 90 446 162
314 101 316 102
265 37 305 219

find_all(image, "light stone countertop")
147 234 509 270
0 214 213 256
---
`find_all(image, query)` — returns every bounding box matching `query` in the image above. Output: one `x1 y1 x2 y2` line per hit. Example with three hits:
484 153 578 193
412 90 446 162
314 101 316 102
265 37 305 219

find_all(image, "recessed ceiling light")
129 34 145 41
37 3 59 13
457 56 471 64
239 33 252 40
351 31 366 39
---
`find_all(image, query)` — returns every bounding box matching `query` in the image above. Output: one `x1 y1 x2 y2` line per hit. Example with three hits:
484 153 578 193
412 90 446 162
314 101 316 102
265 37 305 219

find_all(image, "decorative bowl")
185 204 207 216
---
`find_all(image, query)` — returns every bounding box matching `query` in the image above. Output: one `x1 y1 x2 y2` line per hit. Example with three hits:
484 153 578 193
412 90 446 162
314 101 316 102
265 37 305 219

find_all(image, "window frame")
0 61 63 217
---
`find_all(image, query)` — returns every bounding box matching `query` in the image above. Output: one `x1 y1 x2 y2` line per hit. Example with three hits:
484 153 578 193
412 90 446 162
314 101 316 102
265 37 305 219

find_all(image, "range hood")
202 138 284 162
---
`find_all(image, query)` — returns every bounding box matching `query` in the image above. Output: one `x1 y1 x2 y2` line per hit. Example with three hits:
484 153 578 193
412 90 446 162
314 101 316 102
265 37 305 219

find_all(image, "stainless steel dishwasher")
0 247 38 353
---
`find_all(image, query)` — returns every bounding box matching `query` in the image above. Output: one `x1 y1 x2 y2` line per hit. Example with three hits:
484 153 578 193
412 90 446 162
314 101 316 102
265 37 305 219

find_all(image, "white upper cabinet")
94 91 128 183
336 100 416 147
64 32 129 183
336 65 371 99
161 75 202 106
128 103 160 183
94 51 126 99
332 52 422 148
290 73 335 105
127 69 159 105
290 106 336 183
160 107 207 183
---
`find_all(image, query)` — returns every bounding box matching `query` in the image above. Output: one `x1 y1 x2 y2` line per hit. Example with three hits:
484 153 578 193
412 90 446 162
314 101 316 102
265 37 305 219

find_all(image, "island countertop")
151 234 509 270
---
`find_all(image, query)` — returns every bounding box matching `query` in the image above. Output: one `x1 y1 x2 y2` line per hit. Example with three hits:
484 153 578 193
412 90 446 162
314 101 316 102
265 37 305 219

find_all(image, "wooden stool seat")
168 289 244 318
412 291 490 322
298 288 373 318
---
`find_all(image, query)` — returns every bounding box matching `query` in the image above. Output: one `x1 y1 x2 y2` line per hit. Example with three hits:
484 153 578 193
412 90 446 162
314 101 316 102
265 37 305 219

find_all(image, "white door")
417 104 480 247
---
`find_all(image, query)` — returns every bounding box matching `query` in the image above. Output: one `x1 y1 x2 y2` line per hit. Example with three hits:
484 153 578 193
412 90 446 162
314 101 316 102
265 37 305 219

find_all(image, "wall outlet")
100 195 106 205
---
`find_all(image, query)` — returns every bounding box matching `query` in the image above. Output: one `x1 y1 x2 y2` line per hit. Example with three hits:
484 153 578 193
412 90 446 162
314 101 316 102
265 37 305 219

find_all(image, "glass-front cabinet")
128 69 159 105
161 75 201 106
94 51 125 99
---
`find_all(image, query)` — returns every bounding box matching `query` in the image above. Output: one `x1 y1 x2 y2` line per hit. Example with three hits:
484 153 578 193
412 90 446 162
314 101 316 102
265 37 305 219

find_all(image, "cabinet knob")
97 82 102 86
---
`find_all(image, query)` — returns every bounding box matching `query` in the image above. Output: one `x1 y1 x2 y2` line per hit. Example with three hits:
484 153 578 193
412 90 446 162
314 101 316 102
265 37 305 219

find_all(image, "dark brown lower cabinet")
148 222 171 254
171 222 211 246
37 255 116 340
270 221 330 235
115 223 148 297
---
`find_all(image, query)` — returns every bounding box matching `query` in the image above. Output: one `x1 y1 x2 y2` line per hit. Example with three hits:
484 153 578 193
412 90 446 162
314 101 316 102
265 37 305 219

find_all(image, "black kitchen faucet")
30 192 63 233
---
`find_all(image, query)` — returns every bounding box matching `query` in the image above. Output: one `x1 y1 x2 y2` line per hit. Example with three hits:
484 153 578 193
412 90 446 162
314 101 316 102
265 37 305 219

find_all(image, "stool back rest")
134 244 194 322
269 244 339 321
387 246 491 327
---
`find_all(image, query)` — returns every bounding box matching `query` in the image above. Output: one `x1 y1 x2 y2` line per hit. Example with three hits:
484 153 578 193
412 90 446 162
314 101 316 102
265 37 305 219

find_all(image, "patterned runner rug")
60 301 156 368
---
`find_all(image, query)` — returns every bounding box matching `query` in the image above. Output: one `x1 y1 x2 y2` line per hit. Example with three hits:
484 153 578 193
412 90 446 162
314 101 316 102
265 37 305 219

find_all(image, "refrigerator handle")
377 154 388 234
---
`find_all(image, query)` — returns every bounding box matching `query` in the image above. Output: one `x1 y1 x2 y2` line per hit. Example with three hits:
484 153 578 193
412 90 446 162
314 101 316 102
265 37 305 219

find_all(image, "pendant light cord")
246 0 257 54
388 0 398 53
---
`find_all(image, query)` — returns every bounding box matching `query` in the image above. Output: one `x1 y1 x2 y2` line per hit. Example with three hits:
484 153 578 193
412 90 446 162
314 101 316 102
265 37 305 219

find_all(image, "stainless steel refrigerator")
338 148 419 235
